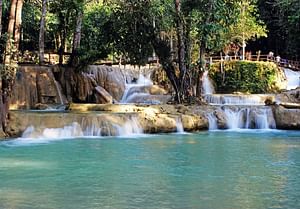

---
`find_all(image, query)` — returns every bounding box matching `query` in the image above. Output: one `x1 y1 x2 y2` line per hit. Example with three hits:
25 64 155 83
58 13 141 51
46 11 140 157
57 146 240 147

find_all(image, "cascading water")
21 116 143 139
223 107 276 130
175 117 184 133
202 70 215 94
47 69 65 105
284 68 300 90
121 73 153 103
206 112 218 130
203 94 272 105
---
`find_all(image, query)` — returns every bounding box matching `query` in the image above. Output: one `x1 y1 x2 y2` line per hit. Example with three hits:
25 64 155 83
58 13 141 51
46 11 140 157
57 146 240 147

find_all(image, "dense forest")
0 0 299 134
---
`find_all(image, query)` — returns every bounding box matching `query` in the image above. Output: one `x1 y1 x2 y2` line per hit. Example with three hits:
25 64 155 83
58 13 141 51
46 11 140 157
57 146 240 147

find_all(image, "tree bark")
174 0 187 100
4 0 17 64
39 0 47 65
0 0 3 36
70 10 83 66
14 0 23 51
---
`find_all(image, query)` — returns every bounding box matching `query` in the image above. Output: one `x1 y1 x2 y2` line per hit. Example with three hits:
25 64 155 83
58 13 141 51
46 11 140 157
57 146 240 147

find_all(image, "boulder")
273 105 300 129
10 65 68 110
94 86 113 104
181 114 208 131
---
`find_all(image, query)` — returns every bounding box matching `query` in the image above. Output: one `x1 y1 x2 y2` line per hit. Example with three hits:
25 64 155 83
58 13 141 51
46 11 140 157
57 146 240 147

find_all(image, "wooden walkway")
208 54 300 71
18 51 300 71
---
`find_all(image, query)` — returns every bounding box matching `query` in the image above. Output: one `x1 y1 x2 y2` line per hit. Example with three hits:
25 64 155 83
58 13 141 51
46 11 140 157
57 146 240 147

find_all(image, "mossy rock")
209 61 286 93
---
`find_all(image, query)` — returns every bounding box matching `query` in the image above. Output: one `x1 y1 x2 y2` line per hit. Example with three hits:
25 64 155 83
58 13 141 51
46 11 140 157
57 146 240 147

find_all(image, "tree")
0 0 3 36
226 0 267 60
13 0 23 50
1 0 23 135
39 0 47 64
70 0 84 66
4 0 17 64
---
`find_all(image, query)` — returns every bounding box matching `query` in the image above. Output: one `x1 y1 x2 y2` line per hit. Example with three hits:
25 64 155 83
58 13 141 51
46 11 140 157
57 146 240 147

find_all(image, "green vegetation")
209 61 284 93
0 0 299 134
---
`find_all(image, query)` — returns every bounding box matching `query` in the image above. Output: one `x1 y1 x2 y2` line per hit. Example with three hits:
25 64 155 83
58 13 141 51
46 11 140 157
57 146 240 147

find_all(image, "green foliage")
258 0 300 58
0 63 18 80
78 3 113 65
21 2 41 50
109 0 155 65
225 0 267 47
209 61 282 93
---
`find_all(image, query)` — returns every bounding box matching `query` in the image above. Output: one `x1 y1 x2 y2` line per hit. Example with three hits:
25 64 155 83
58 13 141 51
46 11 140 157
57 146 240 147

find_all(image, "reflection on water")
0 131 300 209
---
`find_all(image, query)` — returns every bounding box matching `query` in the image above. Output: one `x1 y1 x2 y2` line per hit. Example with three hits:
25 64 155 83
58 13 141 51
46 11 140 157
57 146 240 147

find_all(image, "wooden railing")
207 55 300 71
18 51 300 71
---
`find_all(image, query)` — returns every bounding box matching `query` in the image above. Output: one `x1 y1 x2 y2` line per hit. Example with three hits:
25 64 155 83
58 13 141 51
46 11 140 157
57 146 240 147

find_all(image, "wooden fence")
207 55 300 71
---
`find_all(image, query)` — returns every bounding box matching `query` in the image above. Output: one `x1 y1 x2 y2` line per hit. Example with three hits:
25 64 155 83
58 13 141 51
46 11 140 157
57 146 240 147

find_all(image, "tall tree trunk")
4 0 17 64
14 0 23 51
174 0 187 102
1 0 23 136
70 10 83 67
39 0 47 64
0 0 3 37
196 42 206 96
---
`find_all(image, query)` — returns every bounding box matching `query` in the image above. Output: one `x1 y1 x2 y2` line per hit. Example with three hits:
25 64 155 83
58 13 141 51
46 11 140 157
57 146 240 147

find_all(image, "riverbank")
3 103 300 139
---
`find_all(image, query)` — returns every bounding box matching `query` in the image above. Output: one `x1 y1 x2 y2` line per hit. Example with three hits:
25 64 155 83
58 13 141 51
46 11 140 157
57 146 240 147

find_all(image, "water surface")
0 131 300 209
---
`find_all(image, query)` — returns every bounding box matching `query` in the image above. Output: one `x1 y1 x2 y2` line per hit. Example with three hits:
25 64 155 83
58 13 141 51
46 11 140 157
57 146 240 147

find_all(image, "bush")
209 61 285 93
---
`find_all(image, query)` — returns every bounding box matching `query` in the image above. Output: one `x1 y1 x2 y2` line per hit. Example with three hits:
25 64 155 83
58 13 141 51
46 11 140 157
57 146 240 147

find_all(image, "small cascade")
224 108 246 129
121 73 153 103
206 113 218 130
115 116 143 136
22 122 84 139
21 116 144 139
53 80 64 105
202 70 215 94
175 117 184 133
47 69 65 105
222 107 276 130
284 68 300 90
203 94 271 105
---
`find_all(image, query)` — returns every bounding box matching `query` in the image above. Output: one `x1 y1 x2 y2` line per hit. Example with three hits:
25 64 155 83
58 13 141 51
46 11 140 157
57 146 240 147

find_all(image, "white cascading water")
205 107 276 130
202 70 215 94
47 69 65 105
21 116 143 139
223 107 276 130
206 113 218 130
175 117 184 133
121 73 153 103
115 116 143 136
203 94 270 105
284 68 300 90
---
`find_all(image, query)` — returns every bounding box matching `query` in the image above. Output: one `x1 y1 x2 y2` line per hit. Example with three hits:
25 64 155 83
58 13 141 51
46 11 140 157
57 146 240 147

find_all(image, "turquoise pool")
0 131 300 209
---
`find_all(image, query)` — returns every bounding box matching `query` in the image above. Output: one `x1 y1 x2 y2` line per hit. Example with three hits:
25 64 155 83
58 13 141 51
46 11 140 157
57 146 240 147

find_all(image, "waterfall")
206 113 218 130
284 68 300 90
121 73 153 103
175 117 184 133
21 116 144 139
224 108 244 129
53 80 64 105
115 116 143 136
47 69 65 105
203 94 271 105
202 71 215 94
222 107 276 130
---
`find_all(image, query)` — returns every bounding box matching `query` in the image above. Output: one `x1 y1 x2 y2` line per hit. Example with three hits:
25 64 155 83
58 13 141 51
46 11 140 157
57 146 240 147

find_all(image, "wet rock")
181 114 208 131
273 105 300 129
94 86 113 104
10 65 67 110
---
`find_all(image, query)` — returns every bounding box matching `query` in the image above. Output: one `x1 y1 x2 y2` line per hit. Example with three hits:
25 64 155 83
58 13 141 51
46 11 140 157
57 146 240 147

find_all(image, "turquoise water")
0 131 300 209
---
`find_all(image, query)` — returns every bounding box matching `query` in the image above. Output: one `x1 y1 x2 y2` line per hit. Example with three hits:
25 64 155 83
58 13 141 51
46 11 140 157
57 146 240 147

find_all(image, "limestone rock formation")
10 65 67 109
57 65 132 103
94 86 113 104
273 105 300 129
